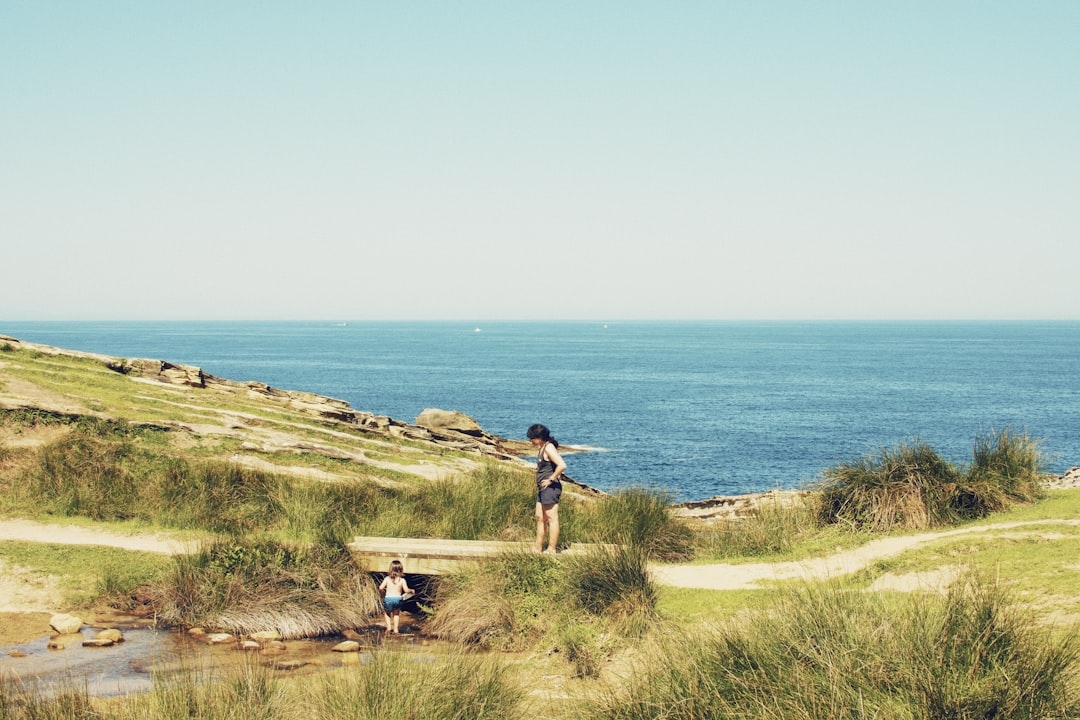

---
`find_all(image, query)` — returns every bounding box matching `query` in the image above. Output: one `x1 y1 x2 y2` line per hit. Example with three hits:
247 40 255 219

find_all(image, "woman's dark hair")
527 423 558 448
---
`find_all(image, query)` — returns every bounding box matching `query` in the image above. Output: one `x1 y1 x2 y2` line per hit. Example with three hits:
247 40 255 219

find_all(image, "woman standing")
527 423 566 554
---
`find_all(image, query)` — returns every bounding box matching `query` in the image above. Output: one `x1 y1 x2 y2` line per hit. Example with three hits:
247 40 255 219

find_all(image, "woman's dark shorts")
538 482 562 505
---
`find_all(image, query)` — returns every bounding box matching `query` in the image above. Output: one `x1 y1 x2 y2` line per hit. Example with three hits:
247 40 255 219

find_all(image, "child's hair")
527 423 559 448
388 559 404 577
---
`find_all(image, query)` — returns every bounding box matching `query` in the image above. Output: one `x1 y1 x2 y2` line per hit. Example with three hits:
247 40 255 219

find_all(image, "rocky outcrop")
1044 467 1080 490
673 489 812 522
415 408 484 436
0 336 528 463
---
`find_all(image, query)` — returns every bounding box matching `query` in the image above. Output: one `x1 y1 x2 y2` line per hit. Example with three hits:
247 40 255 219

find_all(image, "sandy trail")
0 519 202 555
2 517 1077 597
650 519 1080 590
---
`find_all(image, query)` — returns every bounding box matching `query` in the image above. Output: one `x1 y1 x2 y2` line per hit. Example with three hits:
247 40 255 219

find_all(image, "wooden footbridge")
347 536 614 575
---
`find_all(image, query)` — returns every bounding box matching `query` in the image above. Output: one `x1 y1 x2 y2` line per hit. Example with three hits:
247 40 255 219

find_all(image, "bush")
578 486 695 561
588 572 1080 720
817 433 1047 532
559 544 657 633
425 549 559 649
311 651 525 720
153 537 380 638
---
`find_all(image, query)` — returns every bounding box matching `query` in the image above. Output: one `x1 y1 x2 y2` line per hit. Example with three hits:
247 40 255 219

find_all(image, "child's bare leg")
384 613 392 632
392 611 400 634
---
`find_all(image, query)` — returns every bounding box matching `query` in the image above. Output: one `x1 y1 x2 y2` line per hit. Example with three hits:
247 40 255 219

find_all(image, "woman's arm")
546 444 567 481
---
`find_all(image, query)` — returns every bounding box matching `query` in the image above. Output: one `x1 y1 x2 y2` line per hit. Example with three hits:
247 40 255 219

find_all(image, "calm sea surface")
3 321 1078 501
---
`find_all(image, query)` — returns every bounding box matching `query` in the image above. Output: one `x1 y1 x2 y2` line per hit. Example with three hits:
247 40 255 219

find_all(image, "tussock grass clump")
589 572 1080 720
28 428 141 520
425 549 559 648
694 493 821 558
559 544 658 634
153 538 380 638
818 440 963 531
395 463 538 541
969 427 1044 501
578 486 694 561
158 460 286 535
312 651 524 720
427 544 659 658
818 430 1047 532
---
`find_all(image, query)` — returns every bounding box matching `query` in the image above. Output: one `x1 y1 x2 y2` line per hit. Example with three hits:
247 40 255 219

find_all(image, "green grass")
0 541 173 609
576 486 695 561
589 572 1080 720
0 651 526 720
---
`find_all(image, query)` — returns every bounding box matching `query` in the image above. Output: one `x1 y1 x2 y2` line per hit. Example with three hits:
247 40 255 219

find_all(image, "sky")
2 2 1078 321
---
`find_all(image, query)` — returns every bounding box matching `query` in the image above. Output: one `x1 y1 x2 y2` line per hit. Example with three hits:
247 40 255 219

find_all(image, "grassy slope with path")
4 336 1080 651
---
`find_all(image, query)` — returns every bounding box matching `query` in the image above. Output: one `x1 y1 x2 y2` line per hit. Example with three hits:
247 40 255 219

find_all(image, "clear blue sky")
2 2 1077 321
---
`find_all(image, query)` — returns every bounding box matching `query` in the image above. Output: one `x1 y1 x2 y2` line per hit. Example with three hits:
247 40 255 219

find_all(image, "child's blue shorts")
384 596 403 613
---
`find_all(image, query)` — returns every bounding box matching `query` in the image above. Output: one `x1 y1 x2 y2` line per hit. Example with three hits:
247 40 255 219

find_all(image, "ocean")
3 321 1078 502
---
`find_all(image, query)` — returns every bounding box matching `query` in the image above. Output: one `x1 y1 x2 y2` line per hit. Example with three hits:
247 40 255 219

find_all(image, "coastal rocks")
1044 467 1080 490
415 409 483 437
124 359 207 388
673 489 812 522
49 613 83 635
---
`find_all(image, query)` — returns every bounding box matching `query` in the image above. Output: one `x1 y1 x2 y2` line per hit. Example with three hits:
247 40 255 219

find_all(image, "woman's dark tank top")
536 443 560 487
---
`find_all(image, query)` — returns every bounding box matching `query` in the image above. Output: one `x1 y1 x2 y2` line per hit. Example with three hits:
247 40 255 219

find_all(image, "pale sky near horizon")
2 2 1078 321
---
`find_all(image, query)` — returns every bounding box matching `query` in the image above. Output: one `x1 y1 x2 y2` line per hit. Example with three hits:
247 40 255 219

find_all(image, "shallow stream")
0 615 433 698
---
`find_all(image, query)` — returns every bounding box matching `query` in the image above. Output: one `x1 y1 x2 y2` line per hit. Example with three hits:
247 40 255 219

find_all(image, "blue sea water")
3 321 1078 501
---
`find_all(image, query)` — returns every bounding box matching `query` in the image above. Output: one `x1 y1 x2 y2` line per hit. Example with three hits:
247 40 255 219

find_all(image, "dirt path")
0 519 202 555
651 519 1080 591
4 517 1077 594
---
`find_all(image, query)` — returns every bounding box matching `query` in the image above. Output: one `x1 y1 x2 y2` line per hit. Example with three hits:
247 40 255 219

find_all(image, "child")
378 559 411 634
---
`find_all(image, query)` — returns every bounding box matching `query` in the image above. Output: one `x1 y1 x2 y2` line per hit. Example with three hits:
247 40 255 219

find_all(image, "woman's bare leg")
544 503 560 553
534 501 546 552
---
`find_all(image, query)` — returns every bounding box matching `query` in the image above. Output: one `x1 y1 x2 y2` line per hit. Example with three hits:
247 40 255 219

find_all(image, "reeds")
578 486 695 561
426 544 659 656
153 537 381 638
694 493 821 558
818 430 1047 531
312 652 525 720
2 654 523 720
588 571 1080 720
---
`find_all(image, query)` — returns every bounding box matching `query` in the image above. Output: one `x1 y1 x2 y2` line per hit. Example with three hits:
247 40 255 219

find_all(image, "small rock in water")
267 659 307 671
240 640 262 651
331 640 360 653
5 650 27 658
49 613 83 635
82 638 116 648
250 630 281 642
47 641 65 651
95 629 124 643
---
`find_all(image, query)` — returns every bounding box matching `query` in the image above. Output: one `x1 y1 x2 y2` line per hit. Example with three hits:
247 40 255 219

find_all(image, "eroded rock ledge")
0 335 524 463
